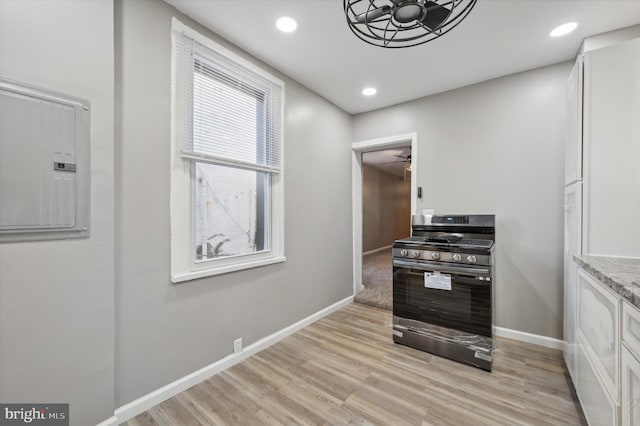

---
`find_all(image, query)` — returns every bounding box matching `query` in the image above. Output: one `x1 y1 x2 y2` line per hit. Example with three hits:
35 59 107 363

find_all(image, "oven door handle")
393 259 490 276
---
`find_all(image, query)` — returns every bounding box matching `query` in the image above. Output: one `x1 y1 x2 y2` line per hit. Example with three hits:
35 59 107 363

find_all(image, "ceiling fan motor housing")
393 1 425 23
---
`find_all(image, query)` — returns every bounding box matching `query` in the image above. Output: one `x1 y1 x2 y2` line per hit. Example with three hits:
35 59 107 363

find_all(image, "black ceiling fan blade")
355 5 392 23
421 1 450 31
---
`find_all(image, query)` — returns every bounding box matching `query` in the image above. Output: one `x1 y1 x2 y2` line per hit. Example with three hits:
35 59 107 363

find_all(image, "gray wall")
362 165 411 252
0 0 115 425
353 62 572 339
115 0 353 405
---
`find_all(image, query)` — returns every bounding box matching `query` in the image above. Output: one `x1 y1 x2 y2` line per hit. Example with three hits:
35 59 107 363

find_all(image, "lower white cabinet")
577 338 618 425
622 346 640 426
575 265 620 425
577 268 620 400
623 301 640 358
622 301 640 426
571 266 636 425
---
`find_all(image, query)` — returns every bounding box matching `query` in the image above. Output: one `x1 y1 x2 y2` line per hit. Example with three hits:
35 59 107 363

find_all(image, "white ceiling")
165 0 640 114
363 146 411 178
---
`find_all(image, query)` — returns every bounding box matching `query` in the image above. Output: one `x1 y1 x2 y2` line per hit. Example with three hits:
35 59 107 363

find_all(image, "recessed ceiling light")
276 16 297 33
550 22 578 37
362 87 377 96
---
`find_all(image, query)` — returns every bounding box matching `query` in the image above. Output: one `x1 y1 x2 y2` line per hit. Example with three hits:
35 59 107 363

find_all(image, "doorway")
351 132 418 307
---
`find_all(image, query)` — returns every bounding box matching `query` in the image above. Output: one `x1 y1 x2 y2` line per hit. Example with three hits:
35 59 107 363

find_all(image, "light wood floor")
124 303 586 426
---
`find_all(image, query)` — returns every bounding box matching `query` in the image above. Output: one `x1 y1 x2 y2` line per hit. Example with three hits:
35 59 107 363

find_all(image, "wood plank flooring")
124 303 586 426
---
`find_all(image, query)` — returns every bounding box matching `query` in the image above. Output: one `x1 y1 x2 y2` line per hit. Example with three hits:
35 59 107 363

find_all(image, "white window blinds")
172 25 283 173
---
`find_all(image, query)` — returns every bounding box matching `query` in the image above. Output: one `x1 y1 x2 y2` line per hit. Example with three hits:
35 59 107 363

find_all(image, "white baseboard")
494 326 564 350
113 295 354 424
95 416 118 426
363 244 392 256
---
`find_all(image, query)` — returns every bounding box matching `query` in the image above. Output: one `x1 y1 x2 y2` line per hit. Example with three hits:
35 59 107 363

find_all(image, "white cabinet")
577 268 620 400
564 34 640 425
564 182 582 380
575 267 623 426
565 58 582 186
582 37 640 258
622 302 640 426
563 49 583 387
574 267 640 426
623 302 640 358
622 348 640 426
577 339 618 426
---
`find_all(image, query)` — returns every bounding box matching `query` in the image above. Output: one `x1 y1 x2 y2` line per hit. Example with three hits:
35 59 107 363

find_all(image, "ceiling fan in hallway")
382 153 412 180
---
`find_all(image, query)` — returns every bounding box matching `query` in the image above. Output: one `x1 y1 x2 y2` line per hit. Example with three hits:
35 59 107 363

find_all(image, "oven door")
393 259 492 337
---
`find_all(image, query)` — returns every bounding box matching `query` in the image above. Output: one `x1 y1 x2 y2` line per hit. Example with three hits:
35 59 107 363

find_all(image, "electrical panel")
0 78 90 242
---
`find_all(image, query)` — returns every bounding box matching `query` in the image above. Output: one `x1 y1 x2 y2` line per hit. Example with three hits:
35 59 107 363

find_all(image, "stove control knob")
400 249 408 257
467 255 477 264
412 250 421 258
431 252 441 260
452 254 462 262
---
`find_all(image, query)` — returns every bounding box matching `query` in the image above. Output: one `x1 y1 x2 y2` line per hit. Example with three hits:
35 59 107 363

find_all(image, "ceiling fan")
382 154 411 164
382 154 412 180
344 0 478 48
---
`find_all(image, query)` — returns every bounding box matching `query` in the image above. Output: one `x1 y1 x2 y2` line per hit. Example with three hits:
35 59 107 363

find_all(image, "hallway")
354 249 392 311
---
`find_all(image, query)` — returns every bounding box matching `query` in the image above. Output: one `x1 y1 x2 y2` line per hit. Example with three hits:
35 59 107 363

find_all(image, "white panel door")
565 58 582 186
564 182 582 380
583 38 640 257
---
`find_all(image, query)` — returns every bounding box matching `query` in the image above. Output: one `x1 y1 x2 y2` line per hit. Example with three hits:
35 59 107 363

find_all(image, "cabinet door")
577 268 620 401
623 301 640 358
565 58 582 185
583 38 640 257
577 339 618 426
564 182 582 380
622 347 640 426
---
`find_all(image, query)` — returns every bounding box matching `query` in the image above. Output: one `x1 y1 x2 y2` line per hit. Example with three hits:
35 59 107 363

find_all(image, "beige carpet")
354 248 392 310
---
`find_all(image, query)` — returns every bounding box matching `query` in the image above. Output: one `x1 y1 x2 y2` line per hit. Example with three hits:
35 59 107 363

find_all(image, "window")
170 19 285 282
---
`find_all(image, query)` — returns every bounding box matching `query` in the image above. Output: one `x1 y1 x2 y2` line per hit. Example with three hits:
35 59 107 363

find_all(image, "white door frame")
352 132 418 295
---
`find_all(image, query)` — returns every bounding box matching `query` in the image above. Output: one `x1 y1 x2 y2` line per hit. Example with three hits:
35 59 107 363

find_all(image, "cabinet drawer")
577 268 620 401
622 347 640 426
577 340 617 426
623 301 640 358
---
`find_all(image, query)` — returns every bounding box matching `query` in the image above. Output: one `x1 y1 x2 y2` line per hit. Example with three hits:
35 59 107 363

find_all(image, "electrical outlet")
233 338 243 354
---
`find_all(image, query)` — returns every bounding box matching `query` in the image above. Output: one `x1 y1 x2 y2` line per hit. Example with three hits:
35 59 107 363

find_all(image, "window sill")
171 256 286 283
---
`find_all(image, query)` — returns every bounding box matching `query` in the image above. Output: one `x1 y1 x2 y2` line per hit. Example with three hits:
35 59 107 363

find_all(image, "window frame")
170 18 285 283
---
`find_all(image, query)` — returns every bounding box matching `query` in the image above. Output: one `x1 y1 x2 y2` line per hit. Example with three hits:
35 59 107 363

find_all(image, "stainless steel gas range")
392 214 495 371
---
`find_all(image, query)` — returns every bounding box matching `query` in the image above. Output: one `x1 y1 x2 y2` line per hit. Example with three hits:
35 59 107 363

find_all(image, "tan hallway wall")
362 164 411 252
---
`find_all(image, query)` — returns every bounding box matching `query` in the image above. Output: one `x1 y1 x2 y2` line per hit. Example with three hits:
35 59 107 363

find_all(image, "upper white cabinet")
565 58 583 186
582 38 640 258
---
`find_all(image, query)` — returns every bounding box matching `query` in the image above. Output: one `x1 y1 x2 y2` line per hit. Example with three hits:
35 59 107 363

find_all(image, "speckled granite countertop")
574 255 640 309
